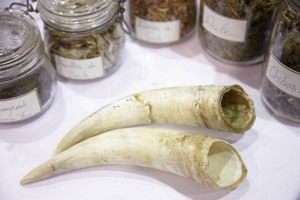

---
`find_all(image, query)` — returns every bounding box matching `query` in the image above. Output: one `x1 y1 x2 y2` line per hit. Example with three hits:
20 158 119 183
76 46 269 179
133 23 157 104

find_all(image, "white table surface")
1 1 300 200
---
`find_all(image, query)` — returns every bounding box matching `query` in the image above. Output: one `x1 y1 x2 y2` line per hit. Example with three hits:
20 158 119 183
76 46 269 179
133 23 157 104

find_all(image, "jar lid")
0 9 39 69
38 0 119 32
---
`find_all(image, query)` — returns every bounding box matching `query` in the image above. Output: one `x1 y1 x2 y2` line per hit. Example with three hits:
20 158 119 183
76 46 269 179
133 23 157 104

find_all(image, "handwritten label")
135 17 180 43
0 89 42 123
266 54 300 98
202 5 247 42
55 55 104 80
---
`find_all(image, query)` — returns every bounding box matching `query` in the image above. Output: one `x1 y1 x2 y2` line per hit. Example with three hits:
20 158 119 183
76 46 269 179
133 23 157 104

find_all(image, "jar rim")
0 9 40 68
38 0 119 32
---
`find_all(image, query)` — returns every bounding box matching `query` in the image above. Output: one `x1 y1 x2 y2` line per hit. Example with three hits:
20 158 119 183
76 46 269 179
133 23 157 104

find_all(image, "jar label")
202 5 247 42
135 17 180 43
0 89 42 123
266 54 300 98
54 55 104 80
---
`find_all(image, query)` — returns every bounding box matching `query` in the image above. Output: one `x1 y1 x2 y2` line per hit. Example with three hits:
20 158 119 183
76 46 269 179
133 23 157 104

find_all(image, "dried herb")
262 80 300 120
130 0 196 40
46 23 125 71
199 0 280 63
261 1 300 121
0 63 54 107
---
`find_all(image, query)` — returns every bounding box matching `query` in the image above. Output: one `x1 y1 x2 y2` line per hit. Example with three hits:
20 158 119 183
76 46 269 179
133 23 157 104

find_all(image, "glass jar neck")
0 9 43 82
287 0 300 15
38 0 119 32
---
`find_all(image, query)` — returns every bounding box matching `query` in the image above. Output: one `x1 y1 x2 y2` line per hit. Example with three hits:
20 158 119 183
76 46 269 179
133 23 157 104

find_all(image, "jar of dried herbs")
261 0 300 122
129 0 197 44
0 9 57 123
38 0 125 80
199 0 280 65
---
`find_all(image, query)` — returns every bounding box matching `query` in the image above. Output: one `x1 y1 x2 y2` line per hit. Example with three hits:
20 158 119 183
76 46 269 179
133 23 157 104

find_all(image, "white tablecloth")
1 1 300 200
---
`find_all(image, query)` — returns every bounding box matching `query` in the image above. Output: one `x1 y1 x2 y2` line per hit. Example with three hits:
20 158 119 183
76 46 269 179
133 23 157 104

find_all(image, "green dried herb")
130 0 196 40
199 0 280 63
46 23 125 71
261 1 300 121
280 32 300 71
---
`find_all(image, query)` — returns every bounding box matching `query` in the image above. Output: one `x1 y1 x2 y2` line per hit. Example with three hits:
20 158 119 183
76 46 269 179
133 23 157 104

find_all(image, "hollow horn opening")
207 141 247 189
221 88 255 132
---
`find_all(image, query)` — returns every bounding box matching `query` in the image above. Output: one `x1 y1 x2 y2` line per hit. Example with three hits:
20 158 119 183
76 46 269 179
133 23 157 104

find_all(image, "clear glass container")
129 0 197 44
261 0 300 122
38 0 125 81
199 0 280 65
0 9 57 123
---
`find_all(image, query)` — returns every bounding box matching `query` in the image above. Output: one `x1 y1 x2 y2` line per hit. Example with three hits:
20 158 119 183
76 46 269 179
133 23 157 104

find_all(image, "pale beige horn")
21 127 247 189
54 85 255 155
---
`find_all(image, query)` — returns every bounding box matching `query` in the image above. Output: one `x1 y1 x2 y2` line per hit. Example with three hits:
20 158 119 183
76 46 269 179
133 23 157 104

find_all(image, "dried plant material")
53 85 256 155
21 127 247 189
0 67 52 104
129 0 196 43
0 57 56 123
46 23 125 73
261 1 300 121
199 0 280 63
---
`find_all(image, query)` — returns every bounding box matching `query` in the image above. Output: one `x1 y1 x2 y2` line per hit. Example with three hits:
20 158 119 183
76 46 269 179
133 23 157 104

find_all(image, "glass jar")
129 0 197 44
199 0 280 65
261 0 300 122
38 0 125 81
0 9 57 123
